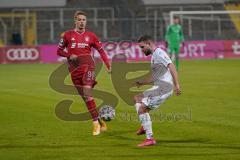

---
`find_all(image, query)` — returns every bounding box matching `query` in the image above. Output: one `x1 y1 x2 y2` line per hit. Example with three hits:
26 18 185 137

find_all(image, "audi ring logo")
6 48 39 61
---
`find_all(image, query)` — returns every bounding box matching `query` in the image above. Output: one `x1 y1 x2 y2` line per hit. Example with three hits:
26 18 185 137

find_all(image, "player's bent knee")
138 108 145 115
82 85 93 97
138 105 148 115
134 96 138 103
134 95 142 103
83 96 94 102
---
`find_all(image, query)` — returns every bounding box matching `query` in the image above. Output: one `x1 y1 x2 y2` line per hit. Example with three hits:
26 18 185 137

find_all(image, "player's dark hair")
74 11 87 20
137 35 153 43
173 16 181 24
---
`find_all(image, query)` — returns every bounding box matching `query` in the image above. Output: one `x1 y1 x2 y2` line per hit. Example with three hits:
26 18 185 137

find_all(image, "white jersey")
151 48 173 86
142 48 174 109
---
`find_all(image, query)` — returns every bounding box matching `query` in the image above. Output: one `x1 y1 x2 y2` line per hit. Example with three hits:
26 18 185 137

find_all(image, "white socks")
139 113 153 139
135 103 153 139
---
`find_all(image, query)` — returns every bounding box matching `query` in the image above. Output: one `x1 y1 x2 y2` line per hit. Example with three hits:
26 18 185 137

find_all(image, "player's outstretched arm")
98 48 111 73
135 76 154 88
168 63 181 96
92 34 111 73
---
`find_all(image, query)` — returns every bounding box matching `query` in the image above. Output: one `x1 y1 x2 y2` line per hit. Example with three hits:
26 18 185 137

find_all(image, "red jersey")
57 30 110 70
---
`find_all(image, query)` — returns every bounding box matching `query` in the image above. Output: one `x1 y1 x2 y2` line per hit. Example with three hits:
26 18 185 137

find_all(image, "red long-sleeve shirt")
57 30 110 70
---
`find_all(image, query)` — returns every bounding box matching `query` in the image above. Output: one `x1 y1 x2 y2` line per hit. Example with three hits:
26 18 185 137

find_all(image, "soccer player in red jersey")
57 11 111 136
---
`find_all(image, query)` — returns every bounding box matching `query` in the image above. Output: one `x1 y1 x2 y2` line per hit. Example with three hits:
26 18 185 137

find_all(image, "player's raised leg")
134 94 156 147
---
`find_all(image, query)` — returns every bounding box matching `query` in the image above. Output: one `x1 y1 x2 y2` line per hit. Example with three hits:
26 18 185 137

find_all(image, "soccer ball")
99 105 115 121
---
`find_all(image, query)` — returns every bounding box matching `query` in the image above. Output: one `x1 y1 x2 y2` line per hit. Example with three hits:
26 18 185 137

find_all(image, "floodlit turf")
0 59 240 160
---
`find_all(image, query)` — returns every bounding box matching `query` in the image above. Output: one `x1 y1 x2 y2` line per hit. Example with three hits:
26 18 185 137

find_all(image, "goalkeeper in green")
165 16 184 71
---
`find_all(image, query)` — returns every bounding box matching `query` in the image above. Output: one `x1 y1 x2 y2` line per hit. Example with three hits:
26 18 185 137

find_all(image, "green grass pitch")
0 59 240 160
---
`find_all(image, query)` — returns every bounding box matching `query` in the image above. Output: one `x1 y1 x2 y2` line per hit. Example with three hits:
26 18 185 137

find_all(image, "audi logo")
6 48 39 61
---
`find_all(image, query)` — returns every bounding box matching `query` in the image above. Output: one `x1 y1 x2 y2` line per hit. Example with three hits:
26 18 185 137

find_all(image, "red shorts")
68 62 97 88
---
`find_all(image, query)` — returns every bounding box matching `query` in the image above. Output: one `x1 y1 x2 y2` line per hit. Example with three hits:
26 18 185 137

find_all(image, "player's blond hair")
74 11 87 20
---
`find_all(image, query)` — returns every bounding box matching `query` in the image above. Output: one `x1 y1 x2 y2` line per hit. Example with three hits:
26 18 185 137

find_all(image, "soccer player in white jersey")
134 35 181 147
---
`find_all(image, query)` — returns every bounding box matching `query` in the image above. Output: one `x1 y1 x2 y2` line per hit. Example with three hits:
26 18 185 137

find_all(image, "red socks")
86 100 99 121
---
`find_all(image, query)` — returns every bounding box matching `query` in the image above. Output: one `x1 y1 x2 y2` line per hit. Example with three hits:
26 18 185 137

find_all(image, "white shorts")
142 83 173 110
